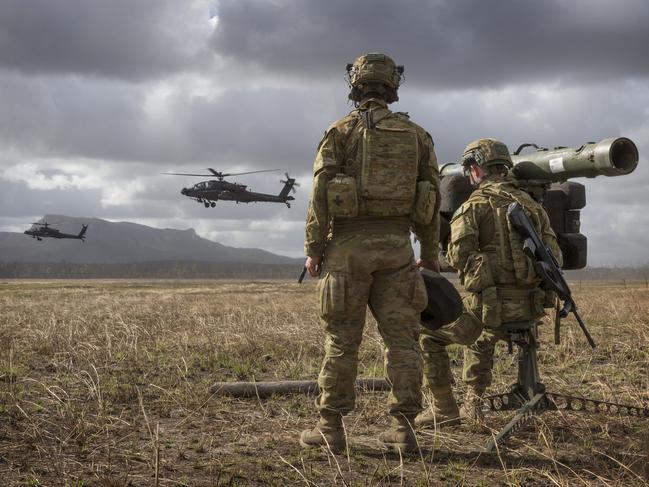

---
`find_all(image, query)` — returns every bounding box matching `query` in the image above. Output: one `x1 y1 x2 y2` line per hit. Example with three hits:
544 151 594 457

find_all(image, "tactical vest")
460 182 549 326
465 183 544 287
326 110 431 221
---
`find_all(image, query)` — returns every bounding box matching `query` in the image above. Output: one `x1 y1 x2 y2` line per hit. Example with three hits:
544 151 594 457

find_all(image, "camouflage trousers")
463 327 507 393
316 231 428 417
420 292 533 393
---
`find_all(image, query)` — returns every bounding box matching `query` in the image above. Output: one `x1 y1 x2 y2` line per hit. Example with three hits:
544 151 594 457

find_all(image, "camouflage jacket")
304 99 441 260
448 176 562 290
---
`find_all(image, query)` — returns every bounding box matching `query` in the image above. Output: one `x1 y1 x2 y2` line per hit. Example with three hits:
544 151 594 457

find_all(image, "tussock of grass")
0 280 648 485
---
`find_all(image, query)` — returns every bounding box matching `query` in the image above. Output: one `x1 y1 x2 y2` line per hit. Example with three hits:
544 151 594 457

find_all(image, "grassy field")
0 280 648 486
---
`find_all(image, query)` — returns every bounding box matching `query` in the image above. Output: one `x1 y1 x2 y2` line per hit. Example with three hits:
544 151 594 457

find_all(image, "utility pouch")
481 286 501 327
463 252 495 293
531 288 547 317
318 271 347 319
411 181 436 224
327 174 358 218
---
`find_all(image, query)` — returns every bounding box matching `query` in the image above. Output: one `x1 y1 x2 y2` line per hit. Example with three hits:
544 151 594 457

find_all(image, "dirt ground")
0 280 648 486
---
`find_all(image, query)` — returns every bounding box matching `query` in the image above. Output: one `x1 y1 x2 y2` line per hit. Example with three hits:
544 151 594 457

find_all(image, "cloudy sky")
0 0 647 265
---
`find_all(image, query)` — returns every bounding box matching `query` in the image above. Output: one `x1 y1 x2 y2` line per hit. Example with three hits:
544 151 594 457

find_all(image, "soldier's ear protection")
461 149 481 174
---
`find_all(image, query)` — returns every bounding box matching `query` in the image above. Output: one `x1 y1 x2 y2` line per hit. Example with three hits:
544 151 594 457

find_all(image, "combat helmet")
346 53 404 104
420 269 463 331
462 138 513 169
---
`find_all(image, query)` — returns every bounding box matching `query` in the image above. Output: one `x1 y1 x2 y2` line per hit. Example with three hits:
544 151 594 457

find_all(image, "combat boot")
299 412 346 453
460 387 486 423
415 384 461 428
378 414 418 453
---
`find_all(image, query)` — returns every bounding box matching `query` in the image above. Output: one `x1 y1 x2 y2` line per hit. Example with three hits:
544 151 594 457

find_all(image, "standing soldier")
300 53 441 453
416 138 561 427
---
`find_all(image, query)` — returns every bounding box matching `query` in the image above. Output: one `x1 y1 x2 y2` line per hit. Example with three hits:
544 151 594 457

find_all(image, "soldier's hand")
306 256 322 277
417 258 440 273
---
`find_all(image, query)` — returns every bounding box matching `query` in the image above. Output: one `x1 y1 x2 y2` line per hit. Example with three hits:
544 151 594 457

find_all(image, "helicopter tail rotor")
280 173 300 194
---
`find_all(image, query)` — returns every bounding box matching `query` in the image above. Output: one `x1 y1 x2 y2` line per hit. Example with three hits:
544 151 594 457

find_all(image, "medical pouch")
327 174 358 218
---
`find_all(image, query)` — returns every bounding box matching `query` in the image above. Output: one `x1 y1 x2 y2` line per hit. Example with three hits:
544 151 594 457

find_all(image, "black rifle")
297 266 307 283
507 202 596 348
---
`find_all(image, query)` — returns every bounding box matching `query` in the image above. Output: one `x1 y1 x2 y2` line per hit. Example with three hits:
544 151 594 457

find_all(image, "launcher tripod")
481 320 649 453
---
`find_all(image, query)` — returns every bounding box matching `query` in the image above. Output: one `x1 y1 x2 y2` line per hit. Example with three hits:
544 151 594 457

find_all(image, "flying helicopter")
163 168 299 208
24 222 88 241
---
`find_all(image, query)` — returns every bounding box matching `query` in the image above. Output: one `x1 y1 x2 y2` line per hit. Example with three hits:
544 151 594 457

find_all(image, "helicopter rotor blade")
219 168 280 178
163 168 280 178
162 172 215 177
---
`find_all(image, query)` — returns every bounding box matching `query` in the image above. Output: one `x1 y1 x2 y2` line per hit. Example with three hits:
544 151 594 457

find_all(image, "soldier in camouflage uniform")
300 53 441 453
416 138 561 427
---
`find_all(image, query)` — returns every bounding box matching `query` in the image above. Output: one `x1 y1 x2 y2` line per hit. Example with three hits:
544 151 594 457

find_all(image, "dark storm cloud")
0 1 647 264
0 73 144 160
210 0 649 88
0 178 104 219
0 0 206 80
0 71 343 167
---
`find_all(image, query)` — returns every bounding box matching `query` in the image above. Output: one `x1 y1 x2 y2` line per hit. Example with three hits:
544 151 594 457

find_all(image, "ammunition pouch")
478 286 546 328
462 252 495 293
411 180 436 224
327 174 358 218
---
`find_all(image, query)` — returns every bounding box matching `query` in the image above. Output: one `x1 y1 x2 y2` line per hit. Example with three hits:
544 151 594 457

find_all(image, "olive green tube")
440 137 639 183
511 137 638 182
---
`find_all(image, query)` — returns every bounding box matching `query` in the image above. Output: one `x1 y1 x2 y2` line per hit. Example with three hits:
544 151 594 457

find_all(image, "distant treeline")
565 266 649 282
0 261 301 279
1 261 647 281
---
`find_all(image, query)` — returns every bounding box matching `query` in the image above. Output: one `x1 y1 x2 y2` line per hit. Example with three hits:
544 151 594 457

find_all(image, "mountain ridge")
0 214 300 265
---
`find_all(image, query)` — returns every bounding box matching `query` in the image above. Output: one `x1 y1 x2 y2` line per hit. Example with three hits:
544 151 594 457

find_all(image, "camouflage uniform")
418 139 561 425
305 96 440 418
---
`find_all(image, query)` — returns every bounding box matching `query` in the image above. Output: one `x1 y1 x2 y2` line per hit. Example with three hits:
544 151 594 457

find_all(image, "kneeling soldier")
417 138 561 427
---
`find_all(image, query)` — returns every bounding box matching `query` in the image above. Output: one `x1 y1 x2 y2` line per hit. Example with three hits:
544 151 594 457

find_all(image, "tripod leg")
485 392 547 453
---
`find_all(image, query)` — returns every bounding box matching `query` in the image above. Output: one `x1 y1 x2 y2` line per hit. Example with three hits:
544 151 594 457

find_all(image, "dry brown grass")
0 279 648 486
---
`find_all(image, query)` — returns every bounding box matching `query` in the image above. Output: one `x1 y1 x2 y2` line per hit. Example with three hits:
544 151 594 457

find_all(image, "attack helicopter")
163 168 299 208
24 222 88 241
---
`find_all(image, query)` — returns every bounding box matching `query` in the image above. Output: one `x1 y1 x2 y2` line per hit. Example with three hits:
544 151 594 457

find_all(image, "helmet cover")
347 53 403 90
420 270 463 331
462 138 513 169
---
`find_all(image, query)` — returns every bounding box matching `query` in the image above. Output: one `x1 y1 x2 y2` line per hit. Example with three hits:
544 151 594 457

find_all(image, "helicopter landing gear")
210 202 216 208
